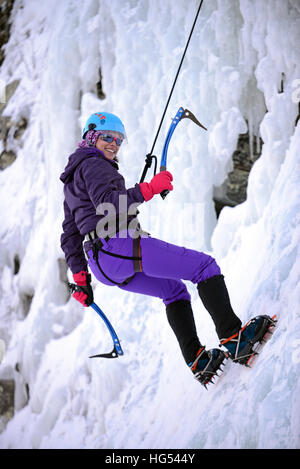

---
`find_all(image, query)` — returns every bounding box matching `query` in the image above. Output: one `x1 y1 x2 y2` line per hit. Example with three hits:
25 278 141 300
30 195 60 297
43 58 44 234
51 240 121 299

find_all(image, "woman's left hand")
139 171 173 202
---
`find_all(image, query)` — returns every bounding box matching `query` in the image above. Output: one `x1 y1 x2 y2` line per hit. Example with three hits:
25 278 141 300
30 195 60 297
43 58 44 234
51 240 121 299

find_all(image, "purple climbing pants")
86 234 221 305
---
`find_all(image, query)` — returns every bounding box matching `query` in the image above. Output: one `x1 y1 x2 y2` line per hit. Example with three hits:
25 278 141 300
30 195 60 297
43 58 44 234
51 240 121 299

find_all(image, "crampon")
190 347 228 389
221 314 277 367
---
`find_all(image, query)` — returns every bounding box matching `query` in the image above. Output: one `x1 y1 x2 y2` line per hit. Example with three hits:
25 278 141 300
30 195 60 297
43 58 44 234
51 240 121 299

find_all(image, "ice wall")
0 0 299 449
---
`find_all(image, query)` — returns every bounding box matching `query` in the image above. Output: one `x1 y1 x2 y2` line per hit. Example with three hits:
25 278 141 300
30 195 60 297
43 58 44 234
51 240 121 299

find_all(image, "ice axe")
68 282 123 359
159 107 207 199
139 106 207 197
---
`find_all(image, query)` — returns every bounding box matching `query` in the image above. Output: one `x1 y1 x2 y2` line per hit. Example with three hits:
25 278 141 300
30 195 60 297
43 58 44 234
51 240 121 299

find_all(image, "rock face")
213 132 262 217
0 380 14 432
0 1 25 171
0 94 27 170
0 0 14 67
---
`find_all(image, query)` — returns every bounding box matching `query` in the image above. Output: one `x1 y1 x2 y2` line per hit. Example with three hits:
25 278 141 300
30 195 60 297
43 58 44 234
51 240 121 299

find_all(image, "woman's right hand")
139 171 173 202
72 270 94 307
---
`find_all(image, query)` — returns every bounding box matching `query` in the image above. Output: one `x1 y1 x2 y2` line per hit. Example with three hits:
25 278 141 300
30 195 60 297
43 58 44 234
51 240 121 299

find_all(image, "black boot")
220 315 277 365
189 346 227 387
197 275 242 340
166 300 202 364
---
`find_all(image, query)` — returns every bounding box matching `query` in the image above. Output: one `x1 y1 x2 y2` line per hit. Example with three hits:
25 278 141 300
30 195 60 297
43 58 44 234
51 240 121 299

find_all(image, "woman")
60 111 272 386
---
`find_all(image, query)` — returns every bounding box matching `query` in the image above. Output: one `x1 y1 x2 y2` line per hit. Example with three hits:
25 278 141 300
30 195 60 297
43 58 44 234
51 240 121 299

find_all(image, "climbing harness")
140 0 206 191
86 229 143 287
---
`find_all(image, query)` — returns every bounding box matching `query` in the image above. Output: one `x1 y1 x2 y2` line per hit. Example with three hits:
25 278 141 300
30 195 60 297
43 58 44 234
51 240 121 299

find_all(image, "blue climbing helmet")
82 112 126 139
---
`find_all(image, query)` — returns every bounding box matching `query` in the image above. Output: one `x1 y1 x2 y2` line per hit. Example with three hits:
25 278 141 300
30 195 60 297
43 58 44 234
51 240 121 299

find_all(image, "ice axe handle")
160 165 170 199
160 189 170 199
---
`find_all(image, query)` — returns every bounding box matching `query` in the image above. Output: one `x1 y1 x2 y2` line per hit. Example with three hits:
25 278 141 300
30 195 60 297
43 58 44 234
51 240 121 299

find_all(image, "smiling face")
95 131 123 160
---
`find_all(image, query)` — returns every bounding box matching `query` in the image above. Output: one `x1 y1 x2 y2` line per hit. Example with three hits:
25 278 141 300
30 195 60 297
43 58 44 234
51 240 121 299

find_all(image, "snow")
0 0 300 449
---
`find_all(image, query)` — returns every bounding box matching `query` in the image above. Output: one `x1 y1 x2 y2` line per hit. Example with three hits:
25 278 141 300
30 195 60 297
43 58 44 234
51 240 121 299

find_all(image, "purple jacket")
60 147 144 273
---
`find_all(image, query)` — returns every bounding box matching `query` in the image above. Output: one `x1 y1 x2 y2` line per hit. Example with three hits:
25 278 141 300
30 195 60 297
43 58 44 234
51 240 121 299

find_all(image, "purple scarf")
78 130 107 148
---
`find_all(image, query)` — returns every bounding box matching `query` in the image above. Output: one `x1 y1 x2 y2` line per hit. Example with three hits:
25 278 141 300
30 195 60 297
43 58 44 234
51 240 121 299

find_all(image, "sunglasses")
98 133 124 147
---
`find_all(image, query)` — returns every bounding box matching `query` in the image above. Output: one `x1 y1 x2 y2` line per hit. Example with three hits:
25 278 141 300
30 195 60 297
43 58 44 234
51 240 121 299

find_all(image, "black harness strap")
133 236 143 273
88 232 142 286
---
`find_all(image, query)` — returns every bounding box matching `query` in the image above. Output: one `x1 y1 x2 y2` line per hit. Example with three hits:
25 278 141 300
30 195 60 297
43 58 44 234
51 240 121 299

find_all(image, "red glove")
72 270 94 307
139 171 173 202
